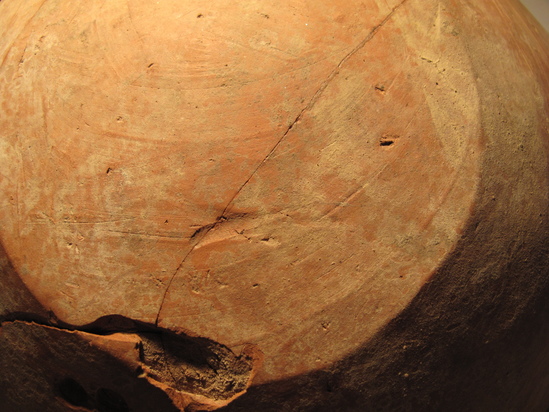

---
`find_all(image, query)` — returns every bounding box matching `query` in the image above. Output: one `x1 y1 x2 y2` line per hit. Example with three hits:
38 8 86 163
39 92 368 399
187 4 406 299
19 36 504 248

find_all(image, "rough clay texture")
0 0 549 411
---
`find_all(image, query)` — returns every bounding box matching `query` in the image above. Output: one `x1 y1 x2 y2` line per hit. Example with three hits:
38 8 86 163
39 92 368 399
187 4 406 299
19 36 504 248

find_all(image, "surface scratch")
154 1 408 326
0 0 49 69
218 0 408 223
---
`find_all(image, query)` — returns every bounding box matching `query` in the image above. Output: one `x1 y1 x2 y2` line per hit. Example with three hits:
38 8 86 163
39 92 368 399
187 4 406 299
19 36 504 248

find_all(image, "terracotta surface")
1 0 549 411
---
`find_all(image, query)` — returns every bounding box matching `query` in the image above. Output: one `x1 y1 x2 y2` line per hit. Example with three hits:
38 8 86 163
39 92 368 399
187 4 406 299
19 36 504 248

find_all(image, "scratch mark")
154 213 252 326
228 51 337 88
402 105 421 135
154 1 408 326
41 96 52 163
317 253 356 281
222 0 408 219
105 230 187 240
319 161 393 220
0 0 49 69
419 130 471 231
15 181 21 253
208 31 297 61
154 215 231 326
125 0 145 48
94 18 123 82
17 45 28 65
435 1 442 40
61 217 136 225
385 54 410 92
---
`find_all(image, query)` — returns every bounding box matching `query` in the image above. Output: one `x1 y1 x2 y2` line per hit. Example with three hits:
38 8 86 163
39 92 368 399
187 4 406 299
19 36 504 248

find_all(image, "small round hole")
57 377 88 407
97 388 129 412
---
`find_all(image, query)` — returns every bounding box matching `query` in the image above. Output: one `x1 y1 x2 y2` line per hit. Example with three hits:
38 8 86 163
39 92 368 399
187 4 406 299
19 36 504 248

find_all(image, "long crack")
215 0 409 220
154 0 408 327
2 4 408 410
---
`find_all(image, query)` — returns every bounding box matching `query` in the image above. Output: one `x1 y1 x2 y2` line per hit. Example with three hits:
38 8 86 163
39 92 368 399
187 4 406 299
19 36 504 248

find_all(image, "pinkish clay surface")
1 0 549 411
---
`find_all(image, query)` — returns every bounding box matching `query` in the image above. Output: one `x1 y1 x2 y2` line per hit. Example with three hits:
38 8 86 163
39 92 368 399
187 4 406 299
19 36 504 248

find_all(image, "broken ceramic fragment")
1 0 549 410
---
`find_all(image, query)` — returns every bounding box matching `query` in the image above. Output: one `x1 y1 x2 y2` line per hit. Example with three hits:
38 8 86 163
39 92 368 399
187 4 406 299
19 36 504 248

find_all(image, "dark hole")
57 377 88 407
380 140 394 146
97 388 129 412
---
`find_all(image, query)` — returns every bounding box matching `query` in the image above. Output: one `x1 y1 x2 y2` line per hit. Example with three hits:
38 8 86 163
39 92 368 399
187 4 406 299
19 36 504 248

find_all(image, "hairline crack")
154 0 408 327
